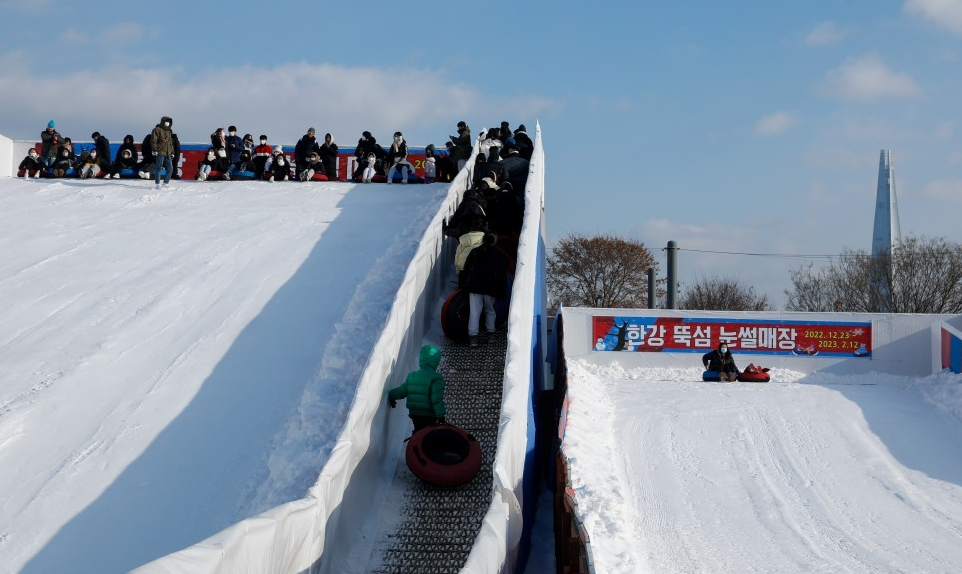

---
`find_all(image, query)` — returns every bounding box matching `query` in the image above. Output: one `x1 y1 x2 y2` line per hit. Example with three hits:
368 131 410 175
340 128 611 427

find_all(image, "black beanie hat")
362 131 372 138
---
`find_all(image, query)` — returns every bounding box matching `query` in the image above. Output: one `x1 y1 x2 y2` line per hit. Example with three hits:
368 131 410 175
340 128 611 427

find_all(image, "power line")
673 247 847 260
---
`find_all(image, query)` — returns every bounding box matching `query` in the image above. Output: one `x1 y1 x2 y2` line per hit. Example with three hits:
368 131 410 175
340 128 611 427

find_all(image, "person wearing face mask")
703 342 740 382
18 148 45 178
295 128 319 175
253 135 273 179
225 126 244 164
265 146 292 182
196 147 218 181
79 147 111 179
111 147 138 178
386 131 414 184
150 115 175 188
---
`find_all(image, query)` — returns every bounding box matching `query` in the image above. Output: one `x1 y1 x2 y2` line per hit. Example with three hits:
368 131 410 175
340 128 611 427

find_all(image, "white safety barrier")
561 308 962 377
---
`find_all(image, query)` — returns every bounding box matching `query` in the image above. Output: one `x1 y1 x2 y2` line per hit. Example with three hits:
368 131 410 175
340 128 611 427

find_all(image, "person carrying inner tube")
703 342 740 382
388 344 446 432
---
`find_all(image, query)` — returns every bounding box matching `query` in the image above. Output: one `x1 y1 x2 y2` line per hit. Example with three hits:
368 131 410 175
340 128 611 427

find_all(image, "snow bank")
563 360 962 574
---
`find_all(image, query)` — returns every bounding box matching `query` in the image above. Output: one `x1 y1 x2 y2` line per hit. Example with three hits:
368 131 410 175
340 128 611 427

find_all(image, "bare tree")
679 274 772 311
786 235 962 313
547 234 661 308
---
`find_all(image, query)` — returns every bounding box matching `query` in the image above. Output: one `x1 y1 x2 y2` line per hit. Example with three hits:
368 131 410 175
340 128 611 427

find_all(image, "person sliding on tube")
703 342 740 382
387 344 446 433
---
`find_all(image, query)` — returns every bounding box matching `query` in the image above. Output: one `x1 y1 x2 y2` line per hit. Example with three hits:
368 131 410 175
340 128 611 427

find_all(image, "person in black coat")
473 146 509 187
137 133 155 178
512 125 534 160
500 146 529 188
267 147 292 181
318 133 339 180
703 342 740 382
459 232 509 347
91 132 110 162
225 126 244 164
114 134 137 163
50 145 76 177
352 131 385 181
445 188 488 238
111 147 138 178
18 148 45 178
294 127 319 174
435 142 458 182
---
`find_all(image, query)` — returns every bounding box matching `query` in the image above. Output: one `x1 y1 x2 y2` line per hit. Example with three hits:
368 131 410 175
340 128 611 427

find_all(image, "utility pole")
666 241 677 310
647 268 656 309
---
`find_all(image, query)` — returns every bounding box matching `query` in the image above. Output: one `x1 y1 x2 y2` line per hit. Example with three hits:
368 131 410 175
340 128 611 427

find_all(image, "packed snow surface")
0 177 448 574
564 361 962 574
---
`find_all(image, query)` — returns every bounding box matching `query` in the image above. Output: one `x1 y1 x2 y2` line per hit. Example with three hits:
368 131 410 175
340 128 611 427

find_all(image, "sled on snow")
737 363 771 383
405 423 482 487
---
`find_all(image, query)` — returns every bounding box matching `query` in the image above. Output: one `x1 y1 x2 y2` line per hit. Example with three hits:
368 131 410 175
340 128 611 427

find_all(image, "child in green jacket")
388 344 447 431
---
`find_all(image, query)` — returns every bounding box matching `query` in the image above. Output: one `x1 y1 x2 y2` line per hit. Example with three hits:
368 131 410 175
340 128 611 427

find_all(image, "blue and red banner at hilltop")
591 316 873 358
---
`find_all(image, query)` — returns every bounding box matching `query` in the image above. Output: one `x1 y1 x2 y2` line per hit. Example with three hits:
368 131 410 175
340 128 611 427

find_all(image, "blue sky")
2 0 961 308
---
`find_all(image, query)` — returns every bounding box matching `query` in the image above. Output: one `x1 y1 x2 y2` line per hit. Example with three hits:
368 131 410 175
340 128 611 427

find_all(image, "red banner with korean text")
591 316 872 358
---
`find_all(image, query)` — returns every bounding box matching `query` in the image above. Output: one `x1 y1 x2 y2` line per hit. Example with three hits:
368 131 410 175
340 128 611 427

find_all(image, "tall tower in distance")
872 149 901 258
871 149 901 312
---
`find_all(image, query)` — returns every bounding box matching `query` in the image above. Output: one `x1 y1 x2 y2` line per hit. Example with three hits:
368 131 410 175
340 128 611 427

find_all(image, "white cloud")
905 0 962 34
805 21 846 46
0 55 557 145
754 111 799 136
817 52 921 101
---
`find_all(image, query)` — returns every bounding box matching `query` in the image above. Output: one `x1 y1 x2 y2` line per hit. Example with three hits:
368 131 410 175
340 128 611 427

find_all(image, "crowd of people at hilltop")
18 118 534 191
20 117 534 351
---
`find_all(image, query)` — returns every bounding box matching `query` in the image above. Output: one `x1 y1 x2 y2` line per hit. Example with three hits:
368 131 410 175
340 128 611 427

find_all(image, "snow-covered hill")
564 361 962 574
0 177 449 574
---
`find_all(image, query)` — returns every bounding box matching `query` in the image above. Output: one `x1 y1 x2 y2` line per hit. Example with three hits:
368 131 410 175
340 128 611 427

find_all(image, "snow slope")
0 177 449 574
564 362 962 574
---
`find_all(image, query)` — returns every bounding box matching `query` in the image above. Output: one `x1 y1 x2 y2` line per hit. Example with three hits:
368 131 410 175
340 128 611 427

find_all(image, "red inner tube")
405 424 482 487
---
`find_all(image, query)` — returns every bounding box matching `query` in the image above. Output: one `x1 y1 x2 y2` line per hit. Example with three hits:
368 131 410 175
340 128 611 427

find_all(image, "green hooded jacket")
388 345 446 417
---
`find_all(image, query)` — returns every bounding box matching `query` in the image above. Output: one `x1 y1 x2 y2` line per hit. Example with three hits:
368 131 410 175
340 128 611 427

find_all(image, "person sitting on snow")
78 147 110 179
703 342 740 382
50 144 76 178
136 133 155 178
353 131 385 181
111 147 138 178
388 344 447 433
386 131 414 184
225 149 258 180
110 135 138 178
299 151 325 181
18 148 45 178
196 147 224 181
252 135 273 178
266 146 292 181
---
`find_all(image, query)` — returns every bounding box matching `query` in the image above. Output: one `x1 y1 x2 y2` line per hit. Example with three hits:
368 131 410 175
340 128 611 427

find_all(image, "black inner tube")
421 428 470 465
